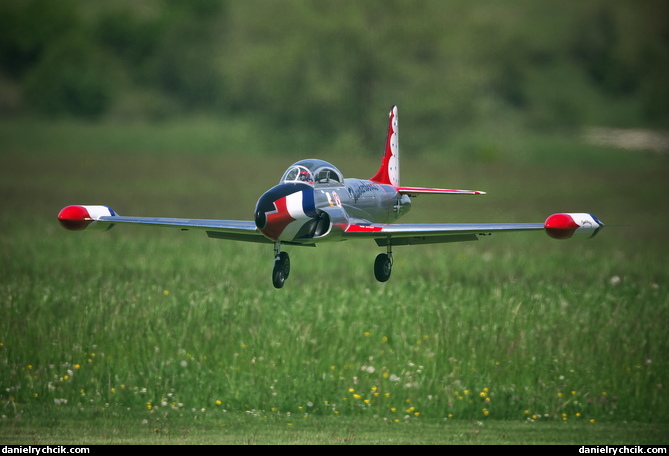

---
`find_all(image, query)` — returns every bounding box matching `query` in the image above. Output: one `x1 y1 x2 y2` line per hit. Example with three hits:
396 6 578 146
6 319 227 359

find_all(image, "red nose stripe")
261 197 295 241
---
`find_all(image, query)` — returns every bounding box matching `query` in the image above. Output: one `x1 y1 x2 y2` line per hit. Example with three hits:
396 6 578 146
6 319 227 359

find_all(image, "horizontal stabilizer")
396 186 486 196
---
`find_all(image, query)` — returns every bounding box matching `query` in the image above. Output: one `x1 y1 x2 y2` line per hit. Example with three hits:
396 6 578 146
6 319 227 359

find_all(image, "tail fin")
370 105 486 196
370 105 400 187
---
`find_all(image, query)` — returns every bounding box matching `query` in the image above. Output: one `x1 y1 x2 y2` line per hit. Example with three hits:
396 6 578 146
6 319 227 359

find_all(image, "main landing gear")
374 245 393 282
272 243 290 289
270 243 393 288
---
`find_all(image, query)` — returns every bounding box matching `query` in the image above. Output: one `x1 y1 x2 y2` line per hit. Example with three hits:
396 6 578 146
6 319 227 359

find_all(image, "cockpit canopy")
281 159 344 187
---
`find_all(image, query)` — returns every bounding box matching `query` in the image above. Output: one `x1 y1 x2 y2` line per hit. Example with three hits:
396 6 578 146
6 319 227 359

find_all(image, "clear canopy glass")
280 160 344 187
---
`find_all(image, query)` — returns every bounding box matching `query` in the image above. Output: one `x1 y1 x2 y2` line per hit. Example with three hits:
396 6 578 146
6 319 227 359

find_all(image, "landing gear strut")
272 242 290 289
374 245 393 282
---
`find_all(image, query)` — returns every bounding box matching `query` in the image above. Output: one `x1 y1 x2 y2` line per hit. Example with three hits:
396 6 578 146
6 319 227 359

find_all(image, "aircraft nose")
254 183 316 241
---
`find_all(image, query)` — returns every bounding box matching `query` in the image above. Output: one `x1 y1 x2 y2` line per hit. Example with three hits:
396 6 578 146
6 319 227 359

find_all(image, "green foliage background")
1 0 668 153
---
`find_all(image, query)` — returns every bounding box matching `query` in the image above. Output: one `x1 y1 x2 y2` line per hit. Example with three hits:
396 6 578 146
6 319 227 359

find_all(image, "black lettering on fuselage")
347 181 379 203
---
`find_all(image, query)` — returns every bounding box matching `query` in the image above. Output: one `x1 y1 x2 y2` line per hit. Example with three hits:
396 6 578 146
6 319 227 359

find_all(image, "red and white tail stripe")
370 105 399 187
370 106 485 196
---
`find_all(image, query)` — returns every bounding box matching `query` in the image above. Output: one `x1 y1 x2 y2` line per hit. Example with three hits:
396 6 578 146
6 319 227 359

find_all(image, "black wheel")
278 251 290 279
272 264 285 288
272 252 290 288
374 253 392 282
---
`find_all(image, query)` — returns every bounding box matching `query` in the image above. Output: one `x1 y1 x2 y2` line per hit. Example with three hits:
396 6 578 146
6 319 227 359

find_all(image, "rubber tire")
374 253 392 282
272 252 290 288
278 252 290 280
272 265 285 289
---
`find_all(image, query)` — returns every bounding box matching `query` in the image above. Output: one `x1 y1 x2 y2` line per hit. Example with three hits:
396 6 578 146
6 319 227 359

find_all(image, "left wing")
57 205 270 243
344 213 604 246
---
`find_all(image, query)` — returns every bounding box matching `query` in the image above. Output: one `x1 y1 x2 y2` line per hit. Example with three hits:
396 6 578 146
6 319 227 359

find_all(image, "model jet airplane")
58 106 604 288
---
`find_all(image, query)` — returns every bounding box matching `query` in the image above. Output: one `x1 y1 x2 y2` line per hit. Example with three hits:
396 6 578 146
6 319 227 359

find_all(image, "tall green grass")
1 122 668 434
2 234 665 423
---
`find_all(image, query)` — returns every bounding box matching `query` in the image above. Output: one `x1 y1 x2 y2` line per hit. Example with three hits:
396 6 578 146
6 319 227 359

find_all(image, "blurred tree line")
0 0 667 152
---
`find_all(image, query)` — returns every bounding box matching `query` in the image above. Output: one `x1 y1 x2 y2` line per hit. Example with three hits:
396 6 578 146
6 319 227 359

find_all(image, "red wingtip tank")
544 213 603 240
58 205 116 231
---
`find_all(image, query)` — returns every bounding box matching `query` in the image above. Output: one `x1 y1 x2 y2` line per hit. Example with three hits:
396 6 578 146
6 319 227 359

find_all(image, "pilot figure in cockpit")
299 170 313 184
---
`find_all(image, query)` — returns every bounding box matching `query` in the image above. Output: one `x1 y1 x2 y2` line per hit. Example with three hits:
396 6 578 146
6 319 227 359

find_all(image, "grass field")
1 119 668 444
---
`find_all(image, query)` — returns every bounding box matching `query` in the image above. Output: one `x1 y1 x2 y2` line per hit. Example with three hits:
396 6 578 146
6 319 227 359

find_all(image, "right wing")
57 205 271 244
344 213 604 245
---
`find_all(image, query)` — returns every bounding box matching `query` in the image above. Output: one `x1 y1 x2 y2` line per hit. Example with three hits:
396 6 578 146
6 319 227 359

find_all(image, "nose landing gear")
272 242 290 289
